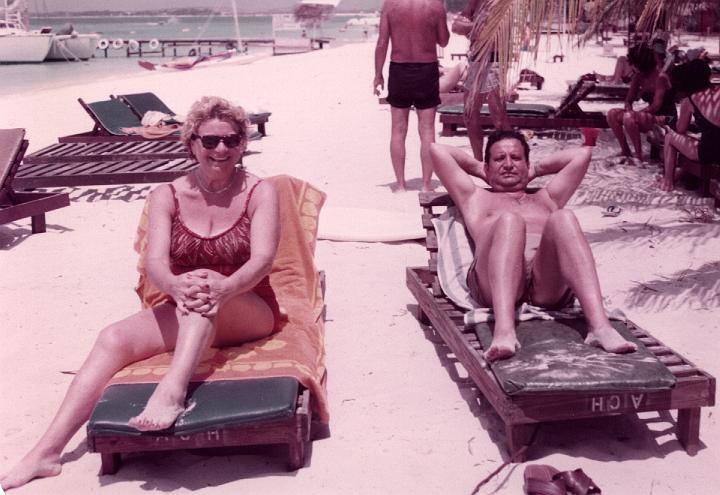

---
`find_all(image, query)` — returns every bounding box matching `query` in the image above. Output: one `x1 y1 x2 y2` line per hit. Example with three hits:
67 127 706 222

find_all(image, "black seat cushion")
473 319 676 395
88 377 299 436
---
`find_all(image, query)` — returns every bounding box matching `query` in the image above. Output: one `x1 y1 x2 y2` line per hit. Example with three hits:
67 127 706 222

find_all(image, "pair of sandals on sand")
524 465 601 495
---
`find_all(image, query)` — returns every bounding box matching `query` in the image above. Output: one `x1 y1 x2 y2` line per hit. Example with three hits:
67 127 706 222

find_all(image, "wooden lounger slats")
13 157 198 188
24 140 189 164
406 191 716 458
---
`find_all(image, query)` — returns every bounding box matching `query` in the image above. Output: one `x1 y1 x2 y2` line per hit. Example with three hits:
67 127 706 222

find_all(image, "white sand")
1 31 719 494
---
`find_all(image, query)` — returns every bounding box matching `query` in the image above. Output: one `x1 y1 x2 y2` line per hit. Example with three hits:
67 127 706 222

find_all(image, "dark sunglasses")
192 133 243 149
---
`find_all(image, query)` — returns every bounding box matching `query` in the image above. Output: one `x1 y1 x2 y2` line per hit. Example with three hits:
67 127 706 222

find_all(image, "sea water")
1 14 378 96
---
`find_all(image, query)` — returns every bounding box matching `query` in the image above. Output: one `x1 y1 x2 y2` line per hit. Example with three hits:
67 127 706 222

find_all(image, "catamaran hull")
0 33 52 62
46 33 99 61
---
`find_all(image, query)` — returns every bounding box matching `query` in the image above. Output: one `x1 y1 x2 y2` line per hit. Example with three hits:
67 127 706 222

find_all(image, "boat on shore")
0 0 52 63
45 24 99 61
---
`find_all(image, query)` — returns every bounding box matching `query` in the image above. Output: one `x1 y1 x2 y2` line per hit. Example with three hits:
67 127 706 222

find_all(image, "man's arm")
624 73 640 111
451 0 478 37
535 146 592 208
430 143 486 206
435 2 450 47
373 3 391 96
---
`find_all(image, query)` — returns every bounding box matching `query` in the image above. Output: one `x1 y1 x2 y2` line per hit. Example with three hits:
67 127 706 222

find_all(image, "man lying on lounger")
430 130 637 362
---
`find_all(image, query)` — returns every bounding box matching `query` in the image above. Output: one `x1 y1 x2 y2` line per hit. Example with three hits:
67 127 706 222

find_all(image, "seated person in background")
660 59 720 191
0 96 281 490
607 42 677 164
430 130 637 362
439 60 468 94
594 54 634 84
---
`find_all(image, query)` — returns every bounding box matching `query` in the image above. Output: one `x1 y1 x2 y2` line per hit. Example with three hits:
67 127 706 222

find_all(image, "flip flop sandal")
523 464 568 495
553 469 601 494
602 205 622 217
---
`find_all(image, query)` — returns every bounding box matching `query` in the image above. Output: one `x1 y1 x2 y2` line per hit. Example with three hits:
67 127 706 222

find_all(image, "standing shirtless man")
430 131 637 361
373 0 450 192
452 0 509 160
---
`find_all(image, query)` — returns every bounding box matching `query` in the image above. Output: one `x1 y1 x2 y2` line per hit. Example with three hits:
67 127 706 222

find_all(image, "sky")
30 1 384 14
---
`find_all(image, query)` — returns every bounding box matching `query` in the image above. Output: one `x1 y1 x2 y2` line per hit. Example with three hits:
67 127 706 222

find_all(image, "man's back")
384 0 447 63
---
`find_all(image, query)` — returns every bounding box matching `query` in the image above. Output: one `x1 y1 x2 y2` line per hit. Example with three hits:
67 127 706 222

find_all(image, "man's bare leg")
531 210 637 353
0 305 181 490
486 87 510 131
416 106 438 192
465 91 488 160
129 311 215 431
389 106 410 191
470 213 526 361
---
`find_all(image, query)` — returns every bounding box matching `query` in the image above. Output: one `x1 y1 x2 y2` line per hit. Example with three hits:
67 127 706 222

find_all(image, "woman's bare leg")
662 131 700 191
129 291 274 431
624 111 656 161
0 304 181 490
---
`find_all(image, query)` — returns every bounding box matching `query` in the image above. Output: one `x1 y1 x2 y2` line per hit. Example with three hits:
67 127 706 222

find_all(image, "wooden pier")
95 37 332 58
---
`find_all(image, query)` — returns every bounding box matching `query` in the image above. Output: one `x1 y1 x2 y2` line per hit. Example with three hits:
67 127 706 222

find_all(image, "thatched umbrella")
293 0 341 28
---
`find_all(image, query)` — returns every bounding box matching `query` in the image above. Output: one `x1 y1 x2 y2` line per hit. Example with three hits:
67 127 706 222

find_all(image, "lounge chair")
58 98 181 143
87 175 329 474
406 191 716 459
116 92 272 137
0 128 69 233
566 79 629 100
438 81 609 136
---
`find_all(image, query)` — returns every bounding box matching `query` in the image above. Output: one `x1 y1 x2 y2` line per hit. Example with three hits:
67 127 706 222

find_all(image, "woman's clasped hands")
170 270 231 317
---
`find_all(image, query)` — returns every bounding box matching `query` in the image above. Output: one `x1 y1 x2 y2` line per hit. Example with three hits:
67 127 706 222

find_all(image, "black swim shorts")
386 61 441 110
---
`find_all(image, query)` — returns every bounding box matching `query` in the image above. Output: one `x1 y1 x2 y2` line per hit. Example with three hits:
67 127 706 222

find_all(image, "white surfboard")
318 207 425 242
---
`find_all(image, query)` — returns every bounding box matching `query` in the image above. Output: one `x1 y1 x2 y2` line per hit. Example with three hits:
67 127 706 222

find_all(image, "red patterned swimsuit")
168 181 280 325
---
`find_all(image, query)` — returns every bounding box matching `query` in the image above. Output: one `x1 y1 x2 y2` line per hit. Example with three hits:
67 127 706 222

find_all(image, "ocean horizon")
2 13 379 96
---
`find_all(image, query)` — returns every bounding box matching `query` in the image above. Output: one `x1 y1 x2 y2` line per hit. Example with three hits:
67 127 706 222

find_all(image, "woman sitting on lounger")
606 42 677 164
660 59 720 191
0 96 281 491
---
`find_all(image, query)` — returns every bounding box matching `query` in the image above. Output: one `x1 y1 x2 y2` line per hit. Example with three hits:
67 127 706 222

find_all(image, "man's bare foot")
128 385 186 432
483 333 520 362
390 182 407 193
585 325 637 354
421 184 435 193
0 450 62 490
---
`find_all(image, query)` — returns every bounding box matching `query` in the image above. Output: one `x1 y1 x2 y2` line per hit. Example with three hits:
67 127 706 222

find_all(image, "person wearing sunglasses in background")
1 96 281 491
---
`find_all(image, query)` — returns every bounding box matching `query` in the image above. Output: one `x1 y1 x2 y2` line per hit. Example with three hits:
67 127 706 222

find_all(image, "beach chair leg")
415 305 430 325
441 122 456 137
257 123 266 136
100 452 121 475
287 439 307 470
30 213 47 234
677 407 701 456
505 423 535 462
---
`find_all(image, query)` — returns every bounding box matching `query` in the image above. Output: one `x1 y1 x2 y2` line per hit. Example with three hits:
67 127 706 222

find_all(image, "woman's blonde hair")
181 96 249 157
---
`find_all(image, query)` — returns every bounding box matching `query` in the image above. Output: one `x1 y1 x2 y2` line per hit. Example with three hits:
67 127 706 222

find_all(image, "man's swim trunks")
387 61 441 109
466 233 574 309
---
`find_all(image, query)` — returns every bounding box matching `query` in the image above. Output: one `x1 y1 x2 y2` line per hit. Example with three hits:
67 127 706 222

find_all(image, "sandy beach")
1 29 719 494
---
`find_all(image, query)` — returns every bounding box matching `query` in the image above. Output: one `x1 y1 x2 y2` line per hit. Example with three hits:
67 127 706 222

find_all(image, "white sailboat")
0 0 52 63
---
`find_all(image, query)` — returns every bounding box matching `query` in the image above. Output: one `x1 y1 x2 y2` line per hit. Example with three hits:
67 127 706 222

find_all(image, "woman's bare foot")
483 332 520 362
585 325 637 354
128 384 186 432
0 449 62 490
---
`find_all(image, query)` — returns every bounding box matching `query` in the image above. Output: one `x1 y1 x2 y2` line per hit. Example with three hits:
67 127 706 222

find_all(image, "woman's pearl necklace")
195 168 237 194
